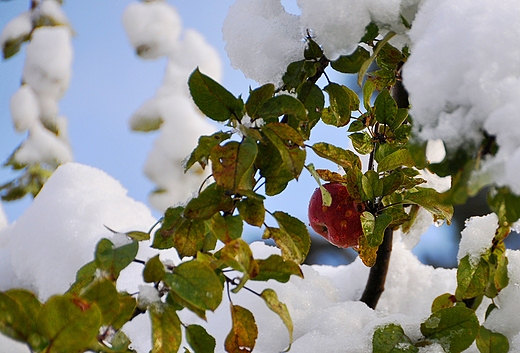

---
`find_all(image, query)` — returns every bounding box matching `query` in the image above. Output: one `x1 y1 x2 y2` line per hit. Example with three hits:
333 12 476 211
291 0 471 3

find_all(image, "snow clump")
123 0 221 211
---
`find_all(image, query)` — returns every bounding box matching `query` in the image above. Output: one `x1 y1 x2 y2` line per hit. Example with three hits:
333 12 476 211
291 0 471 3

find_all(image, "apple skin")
308 182 365 248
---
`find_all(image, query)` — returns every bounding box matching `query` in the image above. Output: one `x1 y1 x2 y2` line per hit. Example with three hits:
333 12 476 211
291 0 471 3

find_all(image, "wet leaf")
323 83 352 126
82 279 120 326
185 131 232 171
262 123 306 179
431 293 455 313
150 303 182 353
349 132 374 155
456 256 489 300
221 239 259 292
258 95 307 121
186 324 216 353
311 142 362 170
143 255 166 283
237 197 265 227
270 211 311 264
331 46 371 74
189 68 243 122
225 305 258 353
246 84 275 119
164 260 222 311
184 183 233 220
252 255 303 283
95 238 138 280
0 289 42 343
420 305 479 353
38 294 101 353
210 213 243 243
476 326 509 353
210 137 258 192
377 148 416 173
261 289 293 348
373 323 418 352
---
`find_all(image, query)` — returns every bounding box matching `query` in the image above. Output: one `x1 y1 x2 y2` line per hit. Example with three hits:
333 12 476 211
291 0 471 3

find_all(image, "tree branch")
360 227 393 309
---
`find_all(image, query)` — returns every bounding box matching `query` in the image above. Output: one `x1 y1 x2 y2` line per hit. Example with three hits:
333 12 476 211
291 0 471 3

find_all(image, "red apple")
308 182 365 248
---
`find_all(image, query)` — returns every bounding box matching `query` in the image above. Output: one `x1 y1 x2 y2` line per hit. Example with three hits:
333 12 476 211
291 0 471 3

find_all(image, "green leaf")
186 324 216 353
188 68 243 122
358 31 396 86
95 239 139 280
210 213 243 243
237 197 265 227
304 38 323 60
210 138 258 193
270 211 311 264
3 34 30 59
126 230 150 241
252 255 303 283
67 261 97 295
311 142 362 170
403 188 453 225
221 239 259 292
349 132 374 155
331 46 371 74
382 171 405 196
363 80 376 111
282 60 319 90
262 123 306 179
185 131 232 171
456 256 489 300
82 279 121 326
261 289 293 348
258 95 307 122
111 294 137 330
0 290 42 344
184 183 233 220
420 305 479 353
164 260 223 311
296 82 324 138
476 326 509 353
431 293 455 313
488 187 520 227
246 84 275 119
323 83 351 126
38 294 101 353
373 323 418 353
374 89 398 126
225 305 258 353
377 148 416 173
361 22 379 43
376 43 403 71
150 303 182 353
362 170 383 201
143 255 166 283
256 139 295 196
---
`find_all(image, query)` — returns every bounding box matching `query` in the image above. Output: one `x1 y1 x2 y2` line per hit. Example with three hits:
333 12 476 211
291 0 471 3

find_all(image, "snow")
124 1 222 211
122 1 182 59
403 0 520 194
222 0 421 84
38 0 70 26
4 0 520 352
457 214 499 267
13 121 73 166
0 11 32 48
9 85 40 132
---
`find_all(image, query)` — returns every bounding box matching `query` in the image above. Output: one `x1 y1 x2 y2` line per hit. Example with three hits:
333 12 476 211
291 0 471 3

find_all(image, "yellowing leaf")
225 305 258 353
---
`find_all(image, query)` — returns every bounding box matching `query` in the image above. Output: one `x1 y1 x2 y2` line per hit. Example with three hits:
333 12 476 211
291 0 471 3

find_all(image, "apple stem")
360 227 393 309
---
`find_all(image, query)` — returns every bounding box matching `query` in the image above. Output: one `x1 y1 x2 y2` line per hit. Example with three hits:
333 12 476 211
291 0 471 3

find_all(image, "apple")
308 182 365 248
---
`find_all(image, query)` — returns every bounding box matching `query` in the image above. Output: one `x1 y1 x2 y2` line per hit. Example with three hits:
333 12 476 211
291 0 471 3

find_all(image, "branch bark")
360 227 393 309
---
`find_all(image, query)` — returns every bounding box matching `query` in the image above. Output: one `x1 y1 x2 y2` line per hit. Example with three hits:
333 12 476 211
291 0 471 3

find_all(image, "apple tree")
0 1 518 353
